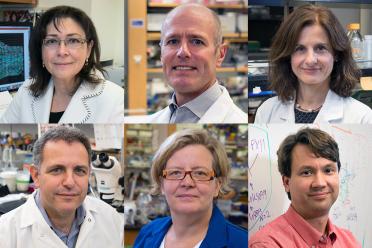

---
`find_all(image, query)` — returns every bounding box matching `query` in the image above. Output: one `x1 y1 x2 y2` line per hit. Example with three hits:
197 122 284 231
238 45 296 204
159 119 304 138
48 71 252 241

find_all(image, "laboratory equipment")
347 23 364 61
0 22 32 92
91 153 123 203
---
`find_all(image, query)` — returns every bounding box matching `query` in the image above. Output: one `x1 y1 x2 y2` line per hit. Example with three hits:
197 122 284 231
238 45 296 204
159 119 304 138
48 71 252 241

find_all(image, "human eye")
294 45 305 53
192 169 210 180
66 37 83 46
324 166 336 175
167 169 183 179
165 38 179 46
48 166 64 175
315 44 328 53
74 166 88 176
44 38 59 46
300 168 312 176
190 38 204 46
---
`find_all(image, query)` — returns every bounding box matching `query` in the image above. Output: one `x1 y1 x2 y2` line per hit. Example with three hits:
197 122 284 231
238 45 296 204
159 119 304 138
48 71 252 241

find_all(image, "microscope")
91 153 123 204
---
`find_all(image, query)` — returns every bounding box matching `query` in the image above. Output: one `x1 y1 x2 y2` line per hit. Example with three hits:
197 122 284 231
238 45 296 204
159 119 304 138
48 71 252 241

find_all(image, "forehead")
291 144 336 170
166 144 213 169
46 17 85 36
297 24 330 44
162 7 216 39
41 140 89 167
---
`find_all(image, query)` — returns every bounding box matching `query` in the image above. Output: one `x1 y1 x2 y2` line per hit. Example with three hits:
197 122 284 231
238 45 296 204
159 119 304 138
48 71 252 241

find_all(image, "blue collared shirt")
169 81 222 123
34 190 86 248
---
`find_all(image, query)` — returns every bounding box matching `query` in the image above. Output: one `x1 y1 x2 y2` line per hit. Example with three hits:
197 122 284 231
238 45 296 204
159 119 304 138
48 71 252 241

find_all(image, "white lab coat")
0 74 124 123
124 85 248 123
254 89 372 124
0 192 124 248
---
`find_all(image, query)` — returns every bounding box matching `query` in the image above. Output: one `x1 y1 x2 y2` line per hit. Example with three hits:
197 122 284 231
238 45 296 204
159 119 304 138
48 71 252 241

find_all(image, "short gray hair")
33 126 91 169
160 3 223 47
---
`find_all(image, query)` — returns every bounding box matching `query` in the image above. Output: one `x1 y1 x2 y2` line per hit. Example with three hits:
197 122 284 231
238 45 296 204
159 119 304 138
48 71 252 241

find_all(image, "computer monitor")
0 22 31 92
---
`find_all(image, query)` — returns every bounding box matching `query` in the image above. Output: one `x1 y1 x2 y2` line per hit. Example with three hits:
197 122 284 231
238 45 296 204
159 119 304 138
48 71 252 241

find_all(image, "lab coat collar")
19 191 67 247
198 85 234 123
315 90 344 122
31 75 105 123
279 90 344 123
75 199 97 246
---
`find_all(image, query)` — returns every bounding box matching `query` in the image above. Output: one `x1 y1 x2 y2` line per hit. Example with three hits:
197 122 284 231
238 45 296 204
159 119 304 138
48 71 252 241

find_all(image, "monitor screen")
0 23 31 92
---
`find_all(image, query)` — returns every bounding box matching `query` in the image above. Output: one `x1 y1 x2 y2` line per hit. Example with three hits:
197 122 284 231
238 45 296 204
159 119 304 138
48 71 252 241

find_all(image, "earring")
42 62 45 68
85 58 89 66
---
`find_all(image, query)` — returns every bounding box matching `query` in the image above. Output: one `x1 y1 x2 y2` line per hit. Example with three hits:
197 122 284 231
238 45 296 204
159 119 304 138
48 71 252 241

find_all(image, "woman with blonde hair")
134 129 247 248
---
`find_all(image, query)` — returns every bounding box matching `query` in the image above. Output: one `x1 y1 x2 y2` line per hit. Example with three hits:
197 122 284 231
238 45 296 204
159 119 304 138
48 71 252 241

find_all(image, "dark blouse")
294 108 319 123
49 111 64 123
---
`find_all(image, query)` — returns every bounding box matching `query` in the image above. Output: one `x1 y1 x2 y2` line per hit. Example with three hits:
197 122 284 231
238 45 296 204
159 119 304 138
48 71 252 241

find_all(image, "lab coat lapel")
148 107 172 123
278 99 295 122
31 80 54 123
75 208 95 246
21 193 67 248
59 82 105 123
199 86 230 123
315 90 343 123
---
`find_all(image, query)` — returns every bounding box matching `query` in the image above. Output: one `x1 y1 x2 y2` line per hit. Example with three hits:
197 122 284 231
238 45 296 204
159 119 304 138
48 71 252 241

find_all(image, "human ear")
30 166 40 188
215 43 228 67
87 40 94 59
282 175 290 193
214 178 222 198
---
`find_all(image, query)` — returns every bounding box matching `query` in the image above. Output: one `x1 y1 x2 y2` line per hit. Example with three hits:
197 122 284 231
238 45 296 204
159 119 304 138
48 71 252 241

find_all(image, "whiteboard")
248 124 372 247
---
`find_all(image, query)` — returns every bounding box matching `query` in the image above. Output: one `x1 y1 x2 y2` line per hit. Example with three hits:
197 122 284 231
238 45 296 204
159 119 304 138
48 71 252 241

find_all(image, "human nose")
180 172 195 186
176 40 191 59
56 40 69 55
312 172 326 188
62 171 75 188
304 49 317 65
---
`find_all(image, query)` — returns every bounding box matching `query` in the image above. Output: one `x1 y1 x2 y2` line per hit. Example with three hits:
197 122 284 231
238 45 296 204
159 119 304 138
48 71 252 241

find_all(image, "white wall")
36 0 91 13
36 0 124 66
90 0 124 65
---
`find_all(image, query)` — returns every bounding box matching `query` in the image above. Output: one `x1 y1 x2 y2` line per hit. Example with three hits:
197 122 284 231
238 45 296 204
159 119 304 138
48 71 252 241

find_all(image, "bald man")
126 4 247 124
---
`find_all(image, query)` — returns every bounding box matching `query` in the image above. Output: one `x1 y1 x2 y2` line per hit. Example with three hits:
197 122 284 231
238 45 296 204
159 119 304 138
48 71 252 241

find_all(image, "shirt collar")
169 81 222 118
284 205 337 245
34 190 86 233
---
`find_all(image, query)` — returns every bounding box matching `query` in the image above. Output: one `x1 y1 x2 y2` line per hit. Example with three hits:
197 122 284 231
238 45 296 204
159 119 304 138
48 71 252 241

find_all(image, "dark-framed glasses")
42 37 88 49
162 168 215 181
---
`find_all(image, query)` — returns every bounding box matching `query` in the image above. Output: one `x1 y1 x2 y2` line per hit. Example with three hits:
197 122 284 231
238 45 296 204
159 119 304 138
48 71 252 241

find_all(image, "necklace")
295 103 323 113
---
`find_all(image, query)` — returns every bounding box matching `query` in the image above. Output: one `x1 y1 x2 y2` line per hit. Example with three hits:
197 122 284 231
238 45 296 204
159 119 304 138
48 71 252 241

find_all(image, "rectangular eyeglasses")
162 169 215 181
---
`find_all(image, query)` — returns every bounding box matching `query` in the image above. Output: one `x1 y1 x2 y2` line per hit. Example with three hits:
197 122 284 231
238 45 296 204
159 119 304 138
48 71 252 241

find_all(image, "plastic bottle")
347 23 364 61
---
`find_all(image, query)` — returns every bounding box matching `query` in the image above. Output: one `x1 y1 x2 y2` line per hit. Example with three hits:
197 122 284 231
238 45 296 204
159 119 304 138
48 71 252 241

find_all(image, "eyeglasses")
42 37 88 49
162 169 215 181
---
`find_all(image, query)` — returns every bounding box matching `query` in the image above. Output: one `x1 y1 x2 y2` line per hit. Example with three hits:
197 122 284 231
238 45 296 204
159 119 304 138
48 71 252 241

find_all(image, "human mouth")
177 194 198 199
56 192 79 198
172 66 196 71
308 192 329 199
302 68 320 73
54 62 73 66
